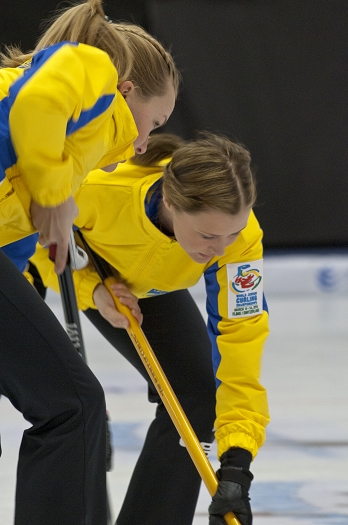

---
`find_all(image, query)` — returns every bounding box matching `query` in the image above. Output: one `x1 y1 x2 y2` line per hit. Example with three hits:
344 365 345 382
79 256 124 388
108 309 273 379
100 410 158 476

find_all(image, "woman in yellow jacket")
0 1 179 524
31 133 270 525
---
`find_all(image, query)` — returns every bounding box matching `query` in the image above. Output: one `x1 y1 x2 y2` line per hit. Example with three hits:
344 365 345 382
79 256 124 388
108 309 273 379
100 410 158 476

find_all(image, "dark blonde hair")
132 132 256 215
162 132 256 215
1 0 180 98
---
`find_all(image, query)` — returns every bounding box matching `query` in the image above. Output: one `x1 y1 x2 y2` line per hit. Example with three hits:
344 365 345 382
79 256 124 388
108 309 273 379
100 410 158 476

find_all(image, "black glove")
209 448 253 525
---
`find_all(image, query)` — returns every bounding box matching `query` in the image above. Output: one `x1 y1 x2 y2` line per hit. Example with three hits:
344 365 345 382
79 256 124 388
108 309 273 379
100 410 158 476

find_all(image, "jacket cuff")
220 447 252 469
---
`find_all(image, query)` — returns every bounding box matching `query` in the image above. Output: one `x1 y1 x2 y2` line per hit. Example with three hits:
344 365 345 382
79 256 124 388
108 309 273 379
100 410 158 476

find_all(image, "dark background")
1 0 347 249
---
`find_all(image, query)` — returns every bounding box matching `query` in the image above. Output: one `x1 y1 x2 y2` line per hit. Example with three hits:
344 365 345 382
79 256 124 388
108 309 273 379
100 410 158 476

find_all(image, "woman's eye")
202 235 214 240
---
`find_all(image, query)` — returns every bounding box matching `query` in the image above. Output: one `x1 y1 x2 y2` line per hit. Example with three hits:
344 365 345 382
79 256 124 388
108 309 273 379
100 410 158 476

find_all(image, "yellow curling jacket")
31 160 270 460
0 41 138 247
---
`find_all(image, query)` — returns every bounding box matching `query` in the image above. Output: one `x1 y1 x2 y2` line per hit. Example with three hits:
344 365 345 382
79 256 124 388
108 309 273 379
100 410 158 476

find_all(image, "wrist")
217 466 253 490
218 447 253 490
220 447 252 470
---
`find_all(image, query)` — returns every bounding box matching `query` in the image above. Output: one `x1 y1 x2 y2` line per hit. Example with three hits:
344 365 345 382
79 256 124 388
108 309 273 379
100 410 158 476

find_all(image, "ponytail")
1 0 132 82
1 0 180 100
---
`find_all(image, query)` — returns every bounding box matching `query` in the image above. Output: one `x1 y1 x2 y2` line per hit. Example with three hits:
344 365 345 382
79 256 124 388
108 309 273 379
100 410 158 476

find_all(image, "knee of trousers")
80 371 106 419
38 373 106 435
59 364 107 433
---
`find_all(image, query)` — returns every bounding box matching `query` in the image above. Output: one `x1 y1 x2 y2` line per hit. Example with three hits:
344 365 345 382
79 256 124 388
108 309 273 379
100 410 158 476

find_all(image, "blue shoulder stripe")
8 42 79 103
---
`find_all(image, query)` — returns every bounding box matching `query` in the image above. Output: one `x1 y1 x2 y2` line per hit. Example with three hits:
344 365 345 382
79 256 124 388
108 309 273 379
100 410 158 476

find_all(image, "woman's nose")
135 137 149 155
208 239 226 256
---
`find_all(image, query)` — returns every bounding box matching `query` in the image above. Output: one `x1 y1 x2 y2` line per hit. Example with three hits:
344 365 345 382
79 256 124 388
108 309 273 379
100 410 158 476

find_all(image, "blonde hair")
162 132 256 215
1 0 180 98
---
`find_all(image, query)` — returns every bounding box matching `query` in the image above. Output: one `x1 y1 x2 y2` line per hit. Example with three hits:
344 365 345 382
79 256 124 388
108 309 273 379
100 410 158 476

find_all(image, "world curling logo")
230 263 262 294
227 260 263 318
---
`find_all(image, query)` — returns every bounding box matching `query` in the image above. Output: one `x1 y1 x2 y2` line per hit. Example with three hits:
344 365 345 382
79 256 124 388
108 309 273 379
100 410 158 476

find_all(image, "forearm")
213 311 270 459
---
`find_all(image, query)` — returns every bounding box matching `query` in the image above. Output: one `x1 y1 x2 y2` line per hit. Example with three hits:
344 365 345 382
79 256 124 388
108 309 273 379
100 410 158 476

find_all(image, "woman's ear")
162 194 172 211
118 80 135 97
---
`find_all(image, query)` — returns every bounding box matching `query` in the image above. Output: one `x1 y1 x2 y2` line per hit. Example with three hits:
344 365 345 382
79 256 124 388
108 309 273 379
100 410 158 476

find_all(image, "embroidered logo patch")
227 259 263 318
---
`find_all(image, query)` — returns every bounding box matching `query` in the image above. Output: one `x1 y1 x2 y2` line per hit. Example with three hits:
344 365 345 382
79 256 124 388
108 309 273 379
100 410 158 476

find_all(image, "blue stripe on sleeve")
204 264 270 389
204 262 222 388
263 293 269 313
0 100 16 179
66 94 115 135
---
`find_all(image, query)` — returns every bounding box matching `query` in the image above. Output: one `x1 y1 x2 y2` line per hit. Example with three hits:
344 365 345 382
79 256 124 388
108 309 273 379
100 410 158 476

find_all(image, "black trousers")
0 250 107 525
84 289 216 525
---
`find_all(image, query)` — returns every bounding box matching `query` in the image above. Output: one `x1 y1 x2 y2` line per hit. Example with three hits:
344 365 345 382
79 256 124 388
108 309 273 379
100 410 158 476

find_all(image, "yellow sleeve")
206 212 270 460
214 312 270 460
9 44 117 206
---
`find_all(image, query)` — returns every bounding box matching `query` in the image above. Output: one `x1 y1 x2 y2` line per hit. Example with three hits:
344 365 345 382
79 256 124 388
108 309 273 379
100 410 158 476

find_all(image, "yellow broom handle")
104 276 240 525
